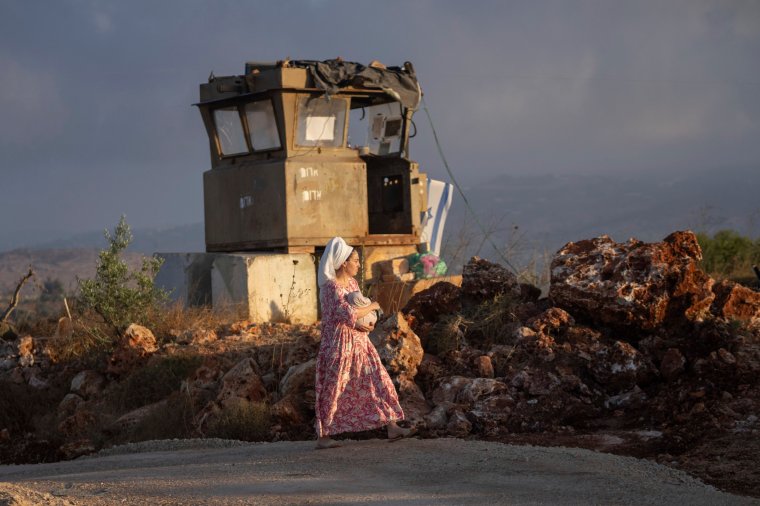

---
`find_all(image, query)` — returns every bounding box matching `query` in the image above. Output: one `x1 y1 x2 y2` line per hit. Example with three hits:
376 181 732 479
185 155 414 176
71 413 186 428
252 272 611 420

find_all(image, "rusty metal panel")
203 161 287 251
285 158 368 243
249 68 310 93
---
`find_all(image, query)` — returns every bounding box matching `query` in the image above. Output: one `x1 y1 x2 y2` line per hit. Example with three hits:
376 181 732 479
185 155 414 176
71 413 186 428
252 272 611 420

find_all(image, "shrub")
77 216 168 336
697 230 760 282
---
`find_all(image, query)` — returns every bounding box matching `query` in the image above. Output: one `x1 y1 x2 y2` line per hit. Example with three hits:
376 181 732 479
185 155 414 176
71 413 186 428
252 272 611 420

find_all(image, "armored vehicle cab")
195 59 428 281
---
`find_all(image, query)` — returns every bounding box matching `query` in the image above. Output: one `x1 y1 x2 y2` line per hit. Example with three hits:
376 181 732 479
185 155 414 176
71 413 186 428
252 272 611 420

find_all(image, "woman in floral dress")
314 236 415 449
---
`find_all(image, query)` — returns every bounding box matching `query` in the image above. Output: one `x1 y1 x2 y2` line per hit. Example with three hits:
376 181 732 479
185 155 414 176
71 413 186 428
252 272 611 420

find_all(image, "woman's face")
342 250 361 277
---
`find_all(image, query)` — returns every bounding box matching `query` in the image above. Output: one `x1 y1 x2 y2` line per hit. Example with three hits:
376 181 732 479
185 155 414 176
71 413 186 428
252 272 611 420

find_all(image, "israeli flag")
421 179 453 256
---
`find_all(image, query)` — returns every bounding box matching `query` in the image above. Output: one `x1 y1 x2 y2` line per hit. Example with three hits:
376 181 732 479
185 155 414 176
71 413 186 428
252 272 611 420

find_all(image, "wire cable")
421 96 520 274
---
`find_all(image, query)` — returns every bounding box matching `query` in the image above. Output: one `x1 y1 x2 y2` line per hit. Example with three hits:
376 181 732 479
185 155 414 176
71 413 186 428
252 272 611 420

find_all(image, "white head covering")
318 237 354 287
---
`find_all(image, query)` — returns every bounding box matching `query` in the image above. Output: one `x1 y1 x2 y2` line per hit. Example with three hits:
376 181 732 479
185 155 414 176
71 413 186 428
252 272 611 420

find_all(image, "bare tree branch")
1 266 34 323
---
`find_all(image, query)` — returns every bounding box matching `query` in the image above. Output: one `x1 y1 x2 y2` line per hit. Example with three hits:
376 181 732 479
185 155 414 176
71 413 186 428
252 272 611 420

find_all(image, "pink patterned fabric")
315 278 404 436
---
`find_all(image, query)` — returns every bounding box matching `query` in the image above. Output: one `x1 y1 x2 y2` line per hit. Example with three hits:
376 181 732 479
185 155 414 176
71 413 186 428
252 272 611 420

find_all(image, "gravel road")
1 438 757 505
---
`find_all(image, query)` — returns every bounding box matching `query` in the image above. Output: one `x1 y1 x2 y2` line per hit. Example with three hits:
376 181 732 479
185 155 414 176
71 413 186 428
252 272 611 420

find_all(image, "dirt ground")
1 438 758 505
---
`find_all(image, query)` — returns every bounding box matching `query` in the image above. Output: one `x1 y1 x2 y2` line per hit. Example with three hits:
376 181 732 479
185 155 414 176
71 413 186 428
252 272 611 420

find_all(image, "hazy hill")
1 166 756 294
0 248 144 298
441 165 760 269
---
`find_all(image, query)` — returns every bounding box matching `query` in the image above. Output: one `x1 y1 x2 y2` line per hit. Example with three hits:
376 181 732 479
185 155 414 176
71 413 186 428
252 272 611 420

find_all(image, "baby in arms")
345 291 379 330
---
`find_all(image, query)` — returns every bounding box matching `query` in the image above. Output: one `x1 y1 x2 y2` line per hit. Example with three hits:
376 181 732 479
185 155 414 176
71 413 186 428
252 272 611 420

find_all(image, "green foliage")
77 216 168 334
696 230 760 281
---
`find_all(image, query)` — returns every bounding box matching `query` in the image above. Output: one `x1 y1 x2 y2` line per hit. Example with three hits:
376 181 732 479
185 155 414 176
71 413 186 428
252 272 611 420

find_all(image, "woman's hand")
356 321 375 333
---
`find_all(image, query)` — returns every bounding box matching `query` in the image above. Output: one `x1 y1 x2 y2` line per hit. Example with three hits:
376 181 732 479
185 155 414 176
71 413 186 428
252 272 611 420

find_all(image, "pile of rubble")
1 231 759 486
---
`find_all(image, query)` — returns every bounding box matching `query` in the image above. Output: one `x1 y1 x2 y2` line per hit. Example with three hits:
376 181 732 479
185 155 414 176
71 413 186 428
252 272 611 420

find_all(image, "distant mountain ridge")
1 223 205 255
441 165 760 270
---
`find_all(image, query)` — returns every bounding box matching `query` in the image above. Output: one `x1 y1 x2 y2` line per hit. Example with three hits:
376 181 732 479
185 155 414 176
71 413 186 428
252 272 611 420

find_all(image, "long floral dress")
315 278 404 437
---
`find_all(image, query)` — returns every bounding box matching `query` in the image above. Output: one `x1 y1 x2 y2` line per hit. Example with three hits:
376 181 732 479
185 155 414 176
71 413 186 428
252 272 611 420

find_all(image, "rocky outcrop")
549 231 714 329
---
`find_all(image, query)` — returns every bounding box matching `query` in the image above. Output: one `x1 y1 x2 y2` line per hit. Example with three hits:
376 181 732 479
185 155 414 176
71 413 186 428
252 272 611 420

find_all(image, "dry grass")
462 293 520 348
44 301 245 365
206 399 272 442
425 314 466 355
146 302 245 343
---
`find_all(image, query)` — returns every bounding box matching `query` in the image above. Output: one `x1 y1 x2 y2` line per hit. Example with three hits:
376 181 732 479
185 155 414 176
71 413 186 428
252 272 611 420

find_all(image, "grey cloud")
0 0 758 243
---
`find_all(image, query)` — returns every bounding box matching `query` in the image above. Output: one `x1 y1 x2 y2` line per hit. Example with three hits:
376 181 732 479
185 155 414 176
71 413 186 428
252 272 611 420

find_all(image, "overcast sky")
1 0 759 243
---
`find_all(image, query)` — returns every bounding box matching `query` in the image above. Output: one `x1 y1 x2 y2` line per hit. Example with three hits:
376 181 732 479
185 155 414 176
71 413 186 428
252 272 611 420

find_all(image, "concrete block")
211 253 317 324
154 252 219 306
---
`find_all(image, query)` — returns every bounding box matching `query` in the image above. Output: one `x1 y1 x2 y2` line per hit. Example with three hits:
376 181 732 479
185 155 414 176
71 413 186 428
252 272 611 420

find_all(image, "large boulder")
369 313 424 380
549 231 715 330
461 257 520 302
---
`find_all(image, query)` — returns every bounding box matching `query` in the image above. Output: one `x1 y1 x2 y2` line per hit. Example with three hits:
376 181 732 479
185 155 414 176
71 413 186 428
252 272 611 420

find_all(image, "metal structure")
194 59 428 281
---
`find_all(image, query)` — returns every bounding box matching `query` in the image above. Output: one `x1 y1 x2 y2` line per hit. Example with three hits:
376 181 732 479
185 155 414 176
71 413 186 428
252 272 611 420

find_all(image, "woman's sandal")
388 426 417 442
315 438 342 450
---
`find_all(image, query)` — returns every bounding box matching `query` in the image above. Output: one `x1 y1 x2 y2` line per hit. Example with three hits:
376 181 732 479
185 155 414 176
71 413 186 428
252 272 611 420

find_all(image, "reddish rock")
271 394 305 426
58 439 96 460
402 282 462 333
58 393 85 417
711 280 760 324
107 324 159 375
424 405 448 430
279 359 316 398
370 312 424 380
70 370 105 400
446 410 472 437
509 369 562 396
527 308 575 334
217 358 267 408
475 355 494 378
549 231 714 329
589 340 653 391
58 410 97 438
17 336 34 367
461 257 520 301
178 328 218 345
0 428 10 442
396 376 431 425
432 376 508 406
110 399 168 433
660 348 686 381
